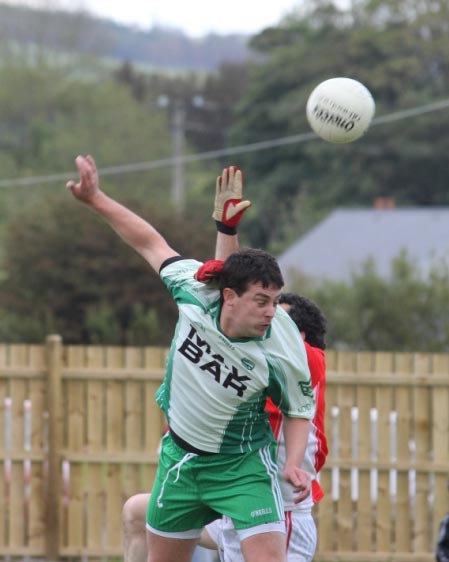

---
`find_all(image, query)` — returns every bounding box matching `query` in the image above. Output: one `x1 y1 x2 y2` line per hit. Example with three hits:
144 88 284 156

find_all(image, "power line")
1 97 449 189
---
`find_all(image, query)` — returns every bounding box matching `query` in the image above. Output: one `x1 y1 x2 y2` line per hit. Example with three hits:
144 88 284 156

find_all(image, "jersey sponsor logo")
241 358 255 371
298 380 314 398
178 325 251 397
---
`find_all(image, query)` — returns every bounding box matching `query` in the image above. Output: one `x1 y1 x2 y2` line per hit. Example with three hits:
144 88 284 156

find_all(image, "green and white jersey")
156 258 315 454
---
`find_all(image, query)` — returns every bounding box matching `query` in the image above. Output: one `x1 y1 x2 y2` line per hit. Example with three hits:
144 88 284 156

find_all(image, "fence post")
45 334 63 561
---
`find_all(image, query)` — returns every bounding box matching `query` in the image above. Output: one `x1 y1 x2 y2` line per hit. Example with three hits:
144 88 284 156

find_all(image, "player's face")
222 282 281 338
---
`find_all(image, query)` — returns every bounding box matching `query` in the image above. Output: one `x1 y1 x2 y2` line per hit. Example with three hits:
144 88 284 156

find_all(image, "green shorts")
146 433 284 536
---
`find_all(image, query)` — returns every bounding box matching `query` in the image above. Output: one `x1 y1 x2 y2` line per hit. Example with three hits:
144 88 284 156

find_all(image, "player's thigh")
147 473 217 535
146 530 197 562
240 530 286 562
285 512 317 562
147 439 217 533
200 444 284 530
122 493 150 530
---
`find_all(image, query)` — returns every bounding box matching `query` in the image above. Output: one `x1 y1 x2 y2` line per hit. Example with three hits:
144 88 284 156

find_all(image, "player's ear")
222 287 237 305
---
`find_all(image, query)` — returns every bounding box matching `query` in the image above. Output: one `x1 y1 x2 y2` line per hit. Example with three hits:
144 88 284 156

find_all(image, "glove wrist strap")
215 221 237 235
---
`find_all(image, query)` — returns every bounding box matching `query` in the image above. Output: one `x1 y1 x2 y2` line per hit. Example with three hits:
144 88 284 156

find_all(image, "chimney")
374 197 395 209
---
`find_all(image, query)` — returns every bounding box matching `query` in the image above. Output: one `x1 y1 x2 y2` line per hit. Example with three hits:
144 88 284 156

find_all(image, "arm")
215 231 238 260
306 343 328 471
66 155 178 272
283 416 312 503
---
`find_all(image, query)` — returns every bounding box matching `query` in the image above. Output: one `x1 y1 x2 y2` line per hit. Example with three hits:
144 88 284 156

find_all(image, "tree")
113 61 250 154
0 194 217 344
291 252 449 351
0 58 176 224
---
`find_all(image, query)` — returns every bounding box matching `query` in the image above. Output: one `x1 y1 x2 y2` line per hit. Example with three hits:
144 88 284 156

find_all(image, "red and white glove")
212 166 252 234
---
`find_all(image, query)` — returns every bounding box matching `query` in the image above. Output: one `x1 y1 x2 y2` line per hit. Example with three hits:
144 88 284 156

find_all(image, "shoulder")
160 258 220 309
269 308 306 355
266 312 310 380
160 257 204 287
272 306 302 338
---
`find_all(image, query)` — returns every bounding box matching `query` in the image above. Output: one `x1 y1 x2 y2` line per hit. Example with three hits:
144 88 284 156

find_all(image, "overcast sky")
4 0 309 36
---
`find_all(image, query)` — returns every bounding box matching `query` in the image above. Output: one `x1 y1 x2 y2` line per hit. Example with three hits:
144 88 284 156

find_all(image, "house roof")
277 207 449 284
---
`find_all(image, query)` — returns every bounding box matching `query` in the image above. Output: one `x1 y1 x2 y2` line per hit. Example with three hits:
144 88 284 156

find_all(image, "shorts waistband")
169 427 215 456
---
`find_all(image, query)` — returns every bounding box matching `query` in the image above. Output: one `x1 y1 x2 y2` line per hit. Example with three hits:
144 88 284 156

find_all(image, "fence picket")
105 346 125 551
374 352 395 551
431 354 449 538
28 345 46 551
64 345 87 553
392 353 413 553
0 368 6 548
121 347 142 506
86 347 106 557
9 347 27 550
412 354 432 552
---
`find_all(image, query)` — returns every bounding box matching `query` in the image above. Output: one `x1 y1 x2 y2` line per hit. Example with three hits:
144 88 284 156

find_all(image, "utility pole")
157 94 208 215
171 98 186 214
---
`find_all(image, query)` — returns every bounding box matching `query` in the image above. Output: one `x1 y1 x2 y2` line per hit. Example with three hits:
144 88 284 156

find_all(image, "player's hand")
284 466 311 504
212 166 251 229
66 155 101 204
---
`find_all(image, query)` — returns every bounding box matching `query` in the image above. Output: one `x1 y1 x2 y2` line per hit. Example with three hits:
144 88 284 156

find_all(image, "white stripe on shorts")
259 444 284 519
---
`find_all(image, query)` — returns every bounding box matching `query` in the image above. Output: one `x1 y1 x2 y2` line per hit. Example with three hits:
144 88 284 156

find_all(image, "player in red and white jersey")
268 292 327 512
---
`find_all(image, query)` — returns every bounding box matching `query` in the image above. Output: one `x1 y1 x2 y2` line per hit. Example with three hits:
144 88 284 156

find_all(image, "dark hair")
219 248 284 297
279 292 327 350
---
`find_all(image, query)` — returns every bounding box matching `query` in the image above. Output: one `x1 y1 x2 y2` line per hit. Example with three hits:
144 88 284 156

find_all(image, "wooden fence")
0 337 448 561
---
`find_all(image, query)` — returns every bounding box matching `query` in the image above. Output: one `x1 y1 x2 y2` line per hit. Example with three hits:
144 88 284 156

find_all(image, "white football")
306 77 375 143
